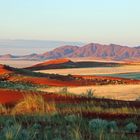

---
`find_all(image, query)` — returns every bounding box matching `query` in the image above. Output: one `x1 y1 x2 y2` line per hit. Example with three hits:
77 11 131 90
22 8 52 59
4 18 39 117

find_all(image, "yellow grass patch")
37 65 140 75
0 104 8 115
40 84 140 101
12 94 57 115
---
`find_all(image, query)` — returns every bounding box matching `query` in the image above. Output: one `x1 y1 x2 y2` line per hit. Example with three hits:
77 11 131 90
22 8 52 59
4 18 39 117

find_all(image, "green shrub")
107 121 117 132
86 89 95 98
65 114 77 123
125 122 138 133
89 118 108 132
0 123 23 140
0 81 37 91
5 119 15 127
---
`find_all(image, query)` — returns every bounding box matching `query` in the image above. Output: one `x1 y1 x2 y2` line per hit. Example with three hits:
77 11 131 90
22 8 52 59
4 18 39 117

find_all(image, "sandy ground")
39 84 140 101
37 65 140 75
0 60 42 68
1 60 140 101
70 57 125 63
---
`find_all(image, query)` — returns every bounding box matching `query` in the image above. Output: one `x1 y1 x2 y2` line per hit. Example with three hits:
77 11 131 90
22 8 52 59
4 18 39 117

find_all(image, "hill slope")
26 58 121 70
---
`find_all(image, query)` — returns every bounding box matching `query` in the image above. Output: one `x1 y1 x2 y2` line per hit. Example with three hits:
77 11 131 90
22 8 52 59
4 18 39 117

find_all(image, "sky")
0 0 140 47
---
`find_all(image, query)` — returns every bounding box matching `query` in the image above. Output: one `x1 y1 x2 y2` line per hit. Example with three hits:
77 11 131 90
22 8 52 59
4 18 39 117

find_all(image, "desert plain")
1 59 140 101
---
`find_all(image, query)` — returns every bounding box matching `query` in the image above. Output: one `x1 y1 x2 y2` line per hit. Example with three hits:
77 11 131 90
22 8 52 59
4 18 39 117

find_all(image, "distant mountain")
38 43 140 61
0 54 18 59
26 58 121 70
0 43 140 61
0 39 84 55
42 45 79 59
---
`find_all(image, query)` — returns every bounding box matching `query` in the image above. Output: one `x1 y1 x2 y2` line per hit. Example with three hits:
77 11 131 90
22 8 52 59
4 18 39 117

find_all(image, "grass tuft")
12 94 57 115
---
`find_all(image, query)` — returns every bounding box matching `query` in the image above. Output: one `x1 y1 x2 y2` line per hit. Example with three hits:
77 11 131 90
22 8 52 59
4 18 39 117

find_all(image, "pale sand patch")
37 65 140 75
70 57 125 63
39 84 140 101
0 60 42 68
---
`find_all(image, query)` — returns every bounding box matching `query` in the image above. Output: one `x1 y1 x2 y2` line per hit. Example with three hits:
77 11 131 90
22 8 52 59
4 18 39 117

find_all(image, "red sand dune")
0 88 140 107
22 77 81 86
8 76 82 87
0 89 23 104
26 58 123 71
0 90 140 120
30 58 72 67
25 58 76 70
8 73 140 87
0 64 12 74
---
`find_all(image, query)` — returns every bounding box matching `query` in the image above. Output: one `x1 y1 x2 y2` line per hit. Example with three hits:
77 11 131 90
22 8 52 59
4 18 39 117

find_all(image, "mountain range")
0 43 140 61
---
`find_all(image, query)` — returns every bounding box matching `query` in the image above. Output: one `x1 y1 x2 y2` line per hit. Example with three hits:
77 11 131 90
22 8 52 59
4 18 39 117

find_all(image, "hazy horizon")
0 0 140 47
0 39 140 55
0 39 84 55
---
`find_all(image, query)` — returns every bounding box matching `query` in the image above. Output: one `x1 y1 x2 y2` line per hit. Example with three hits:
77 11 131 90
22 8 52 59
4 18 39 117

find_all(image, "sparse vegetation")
0 93 139 139
89 118 108 132
0 115 139 140
0 63 140 139
59 87 69 94
0 81 38 91
12 94 57 115
86 89 95 98
125 122 138 133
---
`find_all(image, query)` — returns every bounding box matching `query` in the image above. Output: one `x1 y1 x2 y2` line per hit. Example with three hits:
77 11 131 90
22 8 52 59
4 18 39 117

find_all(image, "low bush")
59 87 68 94
89 118 108 132
89 119 118 134
125 122 138 133
107 121 118 132
0 81 38 91
86 89 95 98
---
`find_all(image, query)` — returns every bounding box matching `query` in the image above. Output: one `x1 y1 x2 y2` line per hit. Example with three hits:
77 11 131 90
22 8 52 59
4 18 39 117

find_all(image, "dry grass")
37 65 140 75
12 94 57 115
0 104 8 115
40 84 140 101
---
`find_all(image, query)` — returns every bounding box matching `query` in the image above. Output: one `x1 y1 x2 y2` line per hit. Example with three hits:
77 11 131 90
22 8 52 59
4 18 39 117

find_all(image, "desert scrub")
59 87 68 94
89 119 118 134
65 114 78 123
0 81 38 91
0 123 28 140
107 121 118 132
125 122 138 133
0 104 8 115
89 119 122 140
12 94 57 115
81 89 95 98
89 118 108 132
0 115 139 140
69 125 83 140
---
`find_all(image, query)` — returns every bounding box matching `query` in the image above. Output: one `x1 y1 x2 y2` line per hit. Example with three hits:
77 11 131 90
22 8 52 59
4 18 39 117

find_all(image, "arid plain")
2 59 139 101
37 64 140 75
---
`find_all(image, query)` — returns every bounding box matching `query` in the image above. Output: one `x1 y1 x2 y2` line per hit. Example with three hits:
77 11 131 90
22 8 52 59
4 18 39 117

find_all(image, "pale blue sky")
0 0 140 46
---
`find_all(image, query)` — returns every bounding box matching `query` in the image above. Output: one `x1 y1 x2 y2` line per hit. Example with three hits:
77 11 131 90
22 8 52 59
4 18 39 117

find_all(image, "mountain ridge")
0 43 140 61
